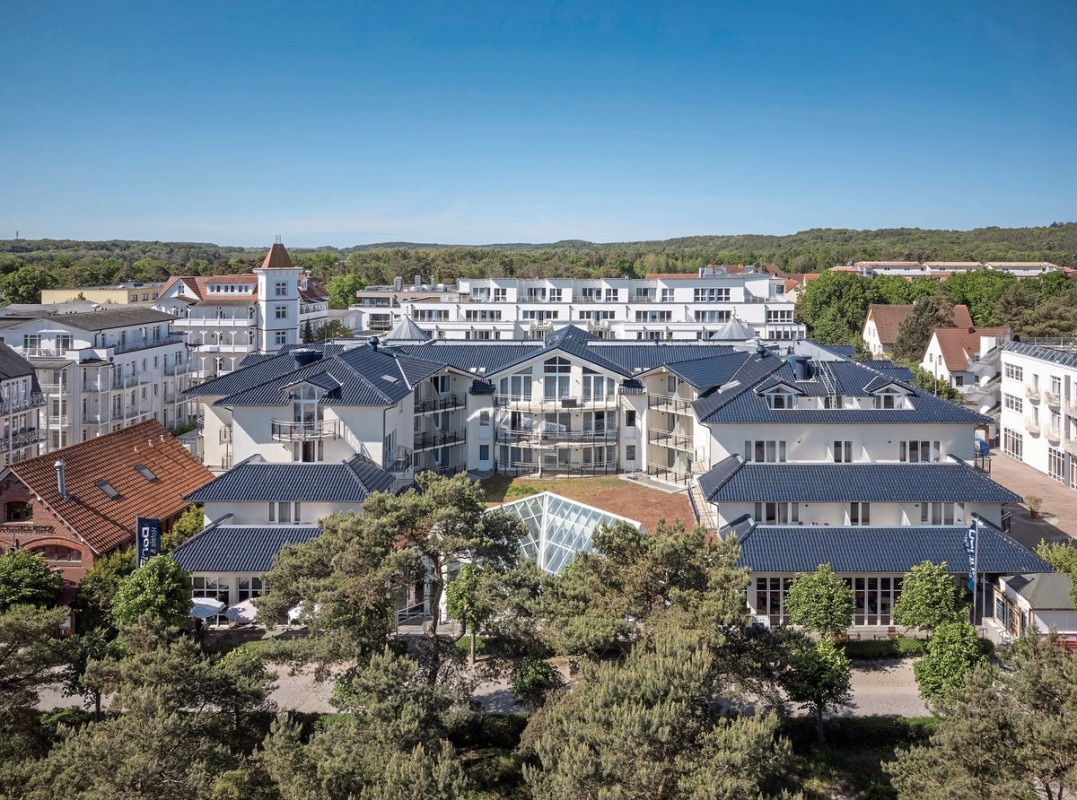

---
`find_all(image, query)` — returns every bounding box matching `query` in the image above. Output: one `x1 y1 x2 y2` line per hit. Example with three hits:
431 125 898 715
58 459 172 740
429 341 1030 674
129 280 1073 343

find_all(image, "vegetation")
892 561 967 633
1037 541 1077 608
784 564 855 637
892 297 955 363
912 621 986 701
110 555 192 629
784 639 853 746
0 550 62 612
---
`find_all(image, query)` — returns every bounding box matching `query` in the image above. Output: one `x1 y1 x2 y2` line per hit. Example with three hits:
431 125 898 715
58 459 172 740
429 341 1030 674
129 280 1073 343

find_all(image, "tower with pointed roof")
254 242 303 353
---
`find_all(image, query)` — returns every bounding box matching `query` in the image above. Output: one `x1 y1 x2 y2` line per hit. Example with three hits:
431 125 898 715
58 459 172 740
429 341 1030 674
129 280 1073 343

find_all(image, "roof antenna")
275 234 282 244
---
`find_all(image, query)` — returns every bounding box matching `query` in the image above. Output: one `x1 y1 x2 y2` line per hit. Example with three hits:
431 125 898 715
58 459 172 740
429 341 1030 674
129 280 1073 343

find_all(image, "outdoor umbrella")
224 599 259 625
287 601 321 624
189 598 225 619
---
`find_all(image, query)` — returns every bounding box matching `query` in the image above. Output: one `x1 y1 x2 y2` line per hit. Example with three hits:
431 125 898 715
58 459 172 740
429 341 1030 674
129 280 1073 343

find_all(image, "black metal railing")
412 430 466 451
270 419 341 441
414 394 465 414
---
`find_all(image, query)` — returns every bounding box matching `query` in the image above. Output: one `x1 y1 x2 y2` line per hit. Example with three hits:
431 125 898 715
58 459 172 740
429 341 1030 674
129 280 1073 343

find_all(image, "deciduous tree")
913 621 985 701
893 296 955 363
892 561 967 632
0 549 62 611
785 564 854 637
784 638 852 745
111 554 191 629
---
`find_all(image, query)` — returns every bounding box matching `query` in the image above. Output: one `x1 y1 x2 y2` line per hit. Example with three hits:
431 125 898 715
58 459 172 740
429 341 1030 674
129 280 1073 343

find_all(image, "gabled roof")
24 307 175 332
932 327 1011 373
0 342 36 382
699 461 1020 504
172 525 322 574
4 420 213 554
185 455 401 503
736 523 1052 575
866 304 974 345
661 352 753 391
1003 573 1074 610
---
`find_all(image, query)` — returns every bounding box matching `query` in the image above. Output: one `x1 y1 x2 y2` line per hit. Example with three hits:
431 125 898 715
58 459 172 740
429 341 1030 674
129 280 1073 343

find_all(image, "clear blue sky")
2 1 1075 247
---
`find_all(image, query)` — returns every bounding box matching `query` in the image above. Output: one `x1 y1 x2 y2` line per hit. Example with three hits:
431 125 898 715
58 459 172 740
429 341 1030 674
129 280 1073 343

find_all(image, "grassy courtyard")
480 474 694 532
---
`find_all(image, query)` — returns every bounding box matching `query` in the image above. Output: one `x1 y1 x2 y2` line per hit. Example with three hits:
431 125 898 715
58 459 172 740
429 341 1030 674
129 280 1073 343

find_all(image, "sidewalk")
985 452 1076 549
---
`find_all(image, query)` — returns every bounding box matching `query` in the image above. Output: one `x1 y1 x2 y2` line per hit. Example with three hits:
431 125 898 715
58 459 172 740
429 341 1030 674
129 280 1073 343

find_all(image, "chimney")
54 460 67 499
369 336 379 352
292 348 322 369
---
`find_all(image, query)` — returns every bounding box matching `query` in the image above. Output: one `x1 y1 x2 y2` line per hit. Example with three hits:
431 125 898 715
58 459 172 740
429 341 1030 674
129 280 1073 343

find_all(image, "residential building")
851 261 1065 280
0 308 192 451
154 242 329 381
347 266 805 341
41 282 165 305
862 303 974 356
995 573 1077 639
999 340 1077 490
0 420 213 596
920 326 1010 394
0 344 46 465
182 324 1042 630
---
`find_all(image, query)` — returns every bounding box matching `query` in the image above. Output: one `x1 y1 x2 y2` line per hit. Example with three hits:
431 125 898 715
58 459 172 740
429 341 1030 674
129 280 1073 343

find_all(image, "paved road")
40 657 925 717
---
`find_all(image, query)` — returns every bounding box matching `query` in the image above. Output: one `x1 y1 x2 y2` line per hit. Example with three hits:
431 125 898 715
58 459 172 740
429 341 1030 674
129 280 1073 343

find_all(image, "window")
268 501 302 524
667 375 678 394
543 357 571 401
626 410 636 427
274 305 288 319
1004 394 1023 413
274 331 288 346
1048 448 1065 482
823 395 846 409
96 480 120 500
492 288 506 302
479 444 490 461
900 440 940 463
274 281 288 296
626 445 636 461
549 288 563 302
465 310 501 322
694 310 731 323
33 545 81 563
1051 376 1062 395
525 287 547 301
874 392 905 409
766 309 794 323
921 503 955 525
134 464 158 482
694 287 730 302
744 440 787 462
660 288 674 302
766 391 795 409
499 371 532 401
833 441 852 462
582 369 612 401
954 375 964 387
604 288 618 302
479 410 490 428
237 576 265 602
635 310 671 323
754 502 798 524
848 502 871 525
755 576 793 626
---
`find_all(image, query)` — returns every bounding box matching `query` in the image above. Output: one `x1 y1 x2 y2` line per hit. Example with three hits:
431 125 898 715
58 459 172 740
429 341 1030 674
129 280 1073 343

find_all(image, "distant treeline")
0 224 1074 303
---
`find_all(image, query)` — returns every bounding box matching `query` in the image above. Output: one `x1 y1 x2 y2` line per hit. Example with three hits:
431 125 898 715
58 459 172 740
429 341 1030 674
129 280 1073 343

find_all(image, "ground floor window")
32 545 81 563
237 576 264 602
753 574 904 627
191 575 230 625
1048 447 1065 482
1002 427 1023 460
754 577 793 627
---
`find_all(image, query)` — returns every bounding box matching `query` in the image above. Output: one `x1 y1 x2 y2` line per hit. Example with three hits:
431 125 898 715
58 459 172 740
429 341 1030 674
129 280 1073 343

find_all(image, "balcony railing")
1064 437 1077 457
1026 417 1041 435
1065 400 1077 418
383 446 413 474
648 429 695 451
164 362 187 376
646 465 700 485
1026 385 1041 401
112 333 186 354
219 427 232 444
1045 425 1062 443
1043 391 1061 409
270 419 341 442
499 425 619 443
413 429 465 451
0 393 46 415
649 394 694 414
414 394 465 414
0 428 45 453
500 460 620 477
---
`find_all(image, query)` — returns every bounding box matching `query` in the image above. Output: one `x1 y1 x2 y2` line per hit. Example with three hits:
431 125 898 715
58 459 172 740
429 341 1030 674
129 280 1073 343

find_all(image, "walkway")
985 453 1076 547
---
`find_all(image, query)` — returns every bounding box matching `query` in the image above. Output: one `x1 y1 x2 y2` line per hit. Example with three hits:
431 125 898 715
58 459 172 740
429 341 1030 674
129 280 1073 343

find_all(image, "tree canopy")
111 555 191 630
892 561 967 632
0 550 62 612
784 564 854 637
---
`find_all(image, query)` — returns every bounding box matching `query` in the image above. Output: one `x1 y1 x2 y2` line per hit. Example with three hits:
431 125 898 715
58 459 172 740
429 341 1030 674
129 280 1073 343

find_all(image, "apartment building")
347 266 804 341
0 344 46 465
41 282 165 305
999 340 1077 490
154 242 329 381
0 308 191 451
184 325 1043 629
848 261 1064 280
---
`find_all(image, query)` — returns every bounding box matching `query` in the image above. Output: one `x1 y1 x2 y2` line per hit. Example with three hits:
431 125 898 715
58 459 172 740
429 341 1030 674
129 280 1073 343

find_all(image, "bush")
454 634 486 656
842 638 927 659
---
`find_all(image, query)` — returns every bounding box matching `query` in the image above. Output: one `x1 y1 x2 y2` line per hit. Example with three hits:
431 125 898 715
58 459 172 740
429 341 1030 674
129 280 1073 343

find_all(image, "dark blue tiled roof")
582 342 738 374
700 461 1021 503
172 525 322 573
187 342 347 398
393 343 542 374
185 456 399 503
697 455 741 500
662 352 752 390
737 524 1053 575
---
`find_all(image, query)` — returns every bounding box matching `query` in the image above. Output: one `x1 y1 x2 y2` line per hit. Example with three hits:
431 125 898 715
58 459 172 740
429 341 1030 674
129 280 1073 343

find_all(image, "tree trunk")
470 630 476 665
426 575 444 686
816 707 826 746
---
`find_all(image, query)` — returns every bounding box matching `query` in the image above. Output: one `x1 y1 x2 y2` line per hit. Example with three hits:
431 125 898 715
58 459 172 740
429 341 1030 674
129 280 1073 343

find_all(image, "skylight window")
381 374 399 383
96 480 120 500
134 464 158 482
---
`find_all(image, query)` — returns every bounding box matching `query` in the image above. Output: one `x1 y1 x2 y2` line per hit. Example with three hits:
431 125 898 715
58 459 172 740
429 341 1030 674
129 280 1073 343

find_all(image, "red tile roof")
867 304 973 345
932 327 1011 373
6 421 213 555
261 243 296 269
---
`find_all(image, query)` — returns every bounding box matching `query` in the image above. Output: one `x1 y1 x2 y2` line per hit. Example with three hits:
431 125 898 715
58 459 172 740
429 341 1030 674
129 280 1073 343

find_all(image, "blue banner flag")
136 517 161 568
964 521 977 593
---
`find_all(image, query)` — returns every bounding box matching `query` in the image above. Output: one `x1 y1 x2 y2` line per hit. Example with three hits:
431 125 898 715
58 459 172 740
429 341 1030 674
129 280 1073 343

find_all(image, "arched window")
32 545 81 564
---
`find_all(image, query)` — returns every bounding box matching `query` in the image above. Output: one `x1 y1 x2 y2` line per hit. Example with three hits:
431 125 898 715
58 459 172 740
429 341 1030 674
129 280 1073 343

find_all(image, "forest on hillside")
0 224 1074 305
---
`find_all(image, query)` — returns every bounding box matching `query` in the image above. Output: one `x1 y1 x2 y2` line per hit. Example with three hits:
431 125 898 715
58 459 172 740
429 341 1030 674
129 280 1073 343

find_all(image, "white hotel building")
348 266 804 342
999 340 1077 491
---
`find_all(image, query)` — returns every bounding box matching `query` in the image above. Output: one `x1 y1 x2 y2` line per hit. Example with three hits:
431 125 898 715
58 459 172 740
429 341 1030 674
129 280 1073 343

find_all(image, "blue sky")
1 1 1075 247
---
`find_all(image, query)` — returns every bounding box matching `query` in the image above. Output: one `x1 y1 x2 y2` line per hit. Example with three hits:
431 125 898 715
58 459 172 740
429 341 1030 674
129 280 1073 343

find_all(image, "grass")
784 716 937 800
842 638 927 659
481 475 694 532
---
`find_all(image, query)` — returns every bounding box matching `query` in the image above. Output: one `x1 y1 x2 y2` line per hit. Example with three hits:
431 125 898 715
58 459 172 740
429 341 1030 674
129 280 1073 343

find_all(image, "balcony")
164 362 187 376
1043 391 1061 409
0 393 46 416
112 333 186 354
413 429 465 451
649 394 694 414
1065 400 1077 418
0 428 45 453
648 429 695 451
501 425 619 444
270 419 341 442
219 427 232 444
383 446 413 474
1045 425 1062 444
1064 437 1077 457
1026 385 1041 401
1026 417 1041 435
415 394 465 414
172 317 251 328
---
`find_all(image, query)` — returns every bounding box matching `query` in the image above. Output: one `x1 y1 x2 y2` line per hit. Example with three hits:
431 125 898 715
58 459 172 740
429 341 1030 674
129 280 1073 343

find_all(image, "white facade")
0 310 191 451
999 341 1077 490
853 261 1063 279
0 348 46 465
348 269 804 342
154 243 329 381
920 328 1007 395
